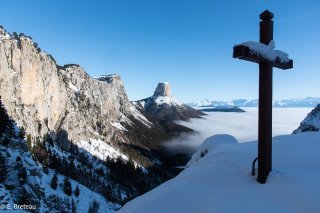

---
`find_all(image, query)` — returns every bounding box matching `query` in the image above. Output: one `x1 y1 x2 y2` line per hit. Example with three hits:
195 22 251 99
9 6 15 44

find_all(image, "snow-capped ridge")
133 82 204 121
0 27 10 40
190 97 320 108
293 104 320 133
94 74 121 84
154 96 183 107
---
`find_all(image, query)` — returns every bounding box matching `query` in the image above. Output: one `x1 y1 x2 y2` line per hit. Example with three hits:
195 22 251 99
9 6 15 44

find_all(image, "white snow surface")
110 122 128 131
154 96 183 107
129 104 152 128
239 40 290 63
120 132 320 213
77 138 128 161
68 81 80 93
0 31 10 40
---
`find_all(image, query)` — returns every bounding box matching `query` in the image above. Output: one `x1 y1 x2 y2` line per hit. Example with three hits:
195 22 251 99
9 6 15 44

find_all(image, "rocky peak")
133 82 205 122
0 27 10 39
153 82 171 97
95 74 121 84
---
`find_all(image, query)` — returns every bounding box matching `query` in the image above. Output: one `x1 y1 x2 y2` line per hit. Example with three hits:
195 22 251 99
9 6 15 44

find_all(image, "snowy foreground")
120 132 320 213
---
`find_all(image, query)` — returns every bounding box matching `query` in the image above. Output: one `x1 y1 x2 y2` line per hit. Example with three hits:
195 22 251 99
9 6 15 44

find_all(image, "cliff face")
0 28 146 145
0 27 193 166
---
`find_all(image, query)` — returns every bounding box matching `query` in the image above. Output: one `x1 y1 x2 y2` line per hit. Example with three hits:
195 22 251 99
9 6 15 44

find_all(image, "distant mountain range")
188 97 320 108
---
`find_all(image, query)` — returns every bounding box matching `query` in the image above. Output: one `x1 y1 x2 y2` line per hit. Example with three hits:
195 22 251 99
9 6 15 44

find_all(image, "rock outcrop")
293 104 320 134
0 29 135 144
153 82 171 97
133 82 205 122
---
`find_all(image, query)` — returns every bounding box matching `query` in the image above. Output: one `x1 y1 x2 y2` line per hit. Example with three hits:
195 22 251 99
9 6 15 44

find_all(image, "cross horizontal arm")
233 45 293 70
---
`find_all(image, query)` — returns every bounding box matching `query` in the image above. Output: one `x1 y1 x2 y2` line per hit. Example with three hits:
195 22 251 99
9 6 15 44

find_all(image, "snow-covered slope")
293 104 320 133
189 97 320 108
0 128 118 213
120 132 320 213
133 82 204 122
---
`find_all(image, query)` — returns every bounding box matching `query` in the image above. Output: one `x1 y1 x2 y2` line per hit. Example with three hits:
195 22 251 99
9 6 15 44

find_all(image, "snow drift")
120 132 320 213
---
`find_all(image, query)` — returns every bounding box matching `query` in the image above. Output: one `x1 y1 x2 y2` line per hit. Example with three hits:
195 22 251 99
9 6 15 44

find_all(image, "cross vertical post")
258 11 273 184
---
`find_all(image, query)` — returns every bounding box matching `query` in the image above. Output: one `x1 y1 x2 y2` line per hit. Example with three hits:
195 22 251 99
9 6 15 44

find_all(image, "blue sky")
1 0 320 102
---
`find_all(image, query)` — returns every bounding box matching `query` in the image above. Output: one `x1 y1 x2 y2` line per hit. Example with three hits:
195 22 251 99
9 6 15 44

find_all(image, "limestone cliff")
0 27 161 161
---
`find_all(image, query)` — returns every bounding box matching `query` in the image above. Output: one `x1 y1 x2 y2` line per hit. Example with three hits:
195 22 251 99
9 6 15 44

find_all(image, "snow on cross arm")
238 40 290 63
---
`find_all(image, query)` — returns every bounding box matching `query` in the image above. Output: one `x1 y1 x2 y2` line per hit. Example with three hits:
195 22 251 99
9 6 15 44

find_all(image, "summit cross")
233 10 293 184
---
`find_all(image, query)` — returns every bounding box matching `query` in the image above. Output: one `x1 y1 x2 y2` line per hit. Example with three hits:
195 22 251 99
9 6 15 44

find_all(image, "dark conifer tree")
0 152 7 183
88 200 100 213
26 134 32 149
0 97 10 137
6 118 15 138
18 167 27 184
51 173 58 190
17 188 31 206
63 177 72 196
71 199 77 213
19 126 26 139
74 185 80 197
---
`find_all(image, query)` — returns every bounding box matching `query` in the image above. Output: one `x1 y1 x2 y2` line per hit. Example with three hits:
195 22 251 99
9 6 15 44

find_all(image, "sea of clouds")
165 107 312 154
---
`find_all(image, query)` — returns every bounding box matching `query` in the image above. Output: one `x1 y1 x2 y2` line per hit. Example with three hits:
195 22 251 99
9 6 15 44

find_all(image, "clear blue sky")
1 0 319 102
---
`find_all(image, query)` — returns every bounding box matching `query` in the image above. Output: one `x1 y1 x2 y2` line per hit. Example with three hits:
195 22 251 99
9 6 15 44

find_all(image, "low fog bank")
164 107 311 155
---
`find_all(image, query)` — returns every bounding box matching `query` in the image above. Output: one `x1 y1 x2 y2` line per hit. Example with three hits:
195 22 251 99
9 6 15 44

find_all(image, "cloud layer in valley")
165 107 311 154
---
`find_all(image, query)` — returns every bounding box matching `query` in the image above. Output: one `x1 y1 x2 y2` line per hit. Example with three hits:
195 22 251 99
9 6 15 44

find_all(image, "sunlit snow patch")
110 122 128 131
154 96 183 107
187 134 238 167
68 81 80 93
77 138 129 161
130 105 152 128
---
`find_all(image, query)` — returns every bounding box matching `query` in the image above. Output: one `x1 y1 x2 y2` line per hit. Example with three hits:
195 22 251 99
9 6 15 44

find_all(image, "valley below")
164 107 312 155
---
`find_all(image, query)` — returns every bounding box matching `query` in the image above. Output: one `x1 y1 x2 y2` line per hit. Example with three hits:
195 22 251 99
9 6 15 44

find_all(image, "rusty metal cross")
233 10 293 184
